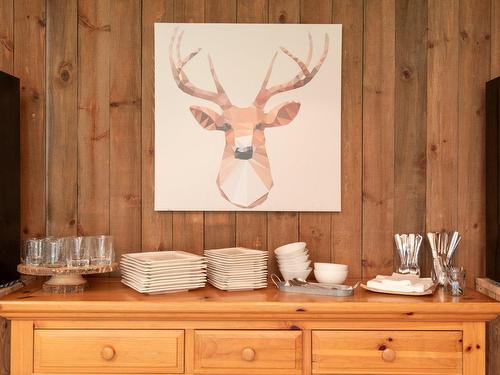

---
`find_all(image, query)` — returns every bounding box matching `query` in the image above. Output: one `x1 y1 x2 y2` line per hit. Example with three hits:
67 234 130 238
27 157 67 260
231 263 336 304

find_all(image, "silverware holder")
394 234 423 275
426 231 462 286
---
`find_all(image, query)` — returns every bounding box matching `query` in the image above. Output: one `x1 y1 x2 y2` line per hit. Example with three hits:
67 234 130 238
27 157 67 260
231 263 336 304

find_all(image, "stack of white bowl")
314 262 348 284
274 242 312 281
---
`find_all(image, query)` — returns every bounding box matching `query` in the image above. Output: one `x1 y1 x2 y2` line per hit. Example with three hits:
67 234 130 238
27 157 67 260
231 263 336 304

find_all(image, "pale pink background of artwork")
155 23 342 211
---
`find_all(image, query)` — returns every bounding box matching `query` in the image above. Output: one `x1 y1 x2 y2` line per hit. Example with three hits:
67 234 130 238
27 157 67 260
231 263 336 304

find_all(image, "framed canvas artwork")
155 23 342 211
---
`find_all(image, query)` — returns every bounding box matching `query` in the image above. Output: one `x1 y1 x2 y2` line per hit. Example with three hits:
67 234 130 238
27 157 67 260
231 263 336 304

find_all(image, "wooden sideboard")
1 279 499 375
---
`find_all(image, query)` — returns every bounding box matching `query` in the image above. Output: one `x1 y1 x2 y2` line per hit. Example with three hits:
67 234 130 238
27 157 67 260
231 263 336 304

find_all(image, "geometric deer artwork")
155 24 342 211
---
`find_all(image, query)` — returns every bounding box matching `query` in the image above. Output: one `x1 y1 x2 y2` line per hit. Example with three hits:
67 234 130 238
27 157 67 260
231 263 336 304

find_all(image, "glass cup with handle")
43 237 65 268
90 235 114 266
65 236 91 268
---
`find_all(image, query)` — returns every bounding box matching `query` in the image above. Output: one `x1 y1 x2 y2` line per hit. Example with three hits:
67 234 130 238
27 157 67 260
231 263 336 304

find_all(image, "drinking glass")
90 235 114 266
445 267 466 296
65 236 91 268
23 238 44 266
43 238 65 267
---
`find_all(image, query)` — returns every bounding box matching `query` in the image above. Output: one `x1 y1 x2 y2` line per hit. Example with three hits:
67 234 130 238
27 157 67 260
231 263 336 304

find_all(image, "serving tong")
427 231 462 285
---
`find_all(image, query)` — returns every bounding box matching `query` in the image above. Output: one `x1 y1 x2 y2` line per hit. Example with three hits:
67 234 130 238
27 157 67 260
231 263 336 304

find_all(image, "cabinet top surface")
1 278 499 320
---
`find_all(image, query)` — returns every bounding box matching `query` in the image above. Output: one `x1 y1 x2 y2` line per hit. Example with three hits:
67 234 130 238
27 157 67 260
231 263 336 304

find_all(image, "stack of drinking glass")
120 251 207 294
22 236 114 268
205 248 268 291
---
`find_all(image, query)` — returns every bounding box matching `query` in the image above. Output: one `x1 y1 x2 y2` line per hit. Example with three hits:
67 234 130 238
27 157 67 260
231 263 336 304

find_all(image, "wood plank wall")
0 0 499 373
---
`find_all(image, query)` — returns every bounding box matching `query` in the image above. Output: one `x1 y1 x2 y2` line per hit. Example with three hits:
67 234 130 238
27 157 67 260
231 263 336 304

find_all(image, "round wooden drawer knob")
241 347 256 362
382 348 396 362
101 346 116 361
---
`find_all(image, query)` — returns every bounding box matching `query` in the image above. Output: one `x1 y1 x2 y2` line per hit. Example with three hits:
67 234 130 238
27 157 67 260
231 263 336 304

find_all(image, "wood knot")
428 41 434 49
124 194 141 204
61 70 70 81
406 312 414 316
387 337 393 342
476 344 481 349
38 18 46 28
290 325 301 330
296 307 306 312
0 38 14 52
430 144 437 152
485 34 490 40
69 219 76 226
460 30 468 40
32 90 40 101
278 13 286 23
378 344 387 351
465 345 472 352
401 67 413 80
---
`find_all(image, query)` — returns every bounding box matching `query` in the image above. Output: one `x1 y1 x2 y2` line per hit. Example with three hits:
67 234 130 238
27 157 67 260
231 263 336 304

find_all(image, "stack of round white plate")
120 251 207 294
205 248 268 291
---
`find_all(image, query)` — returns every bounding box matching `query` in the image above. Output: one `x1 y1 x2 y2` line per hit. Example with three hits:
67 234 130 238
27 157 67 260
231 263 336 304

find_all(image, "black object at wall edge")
486 76 500 283
0 71 20 288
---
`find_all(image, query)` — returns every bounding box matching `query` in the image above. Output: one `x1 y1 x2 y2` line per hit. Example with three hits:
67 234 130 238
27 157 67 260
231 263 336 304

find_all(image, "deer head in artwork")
169 29 329 208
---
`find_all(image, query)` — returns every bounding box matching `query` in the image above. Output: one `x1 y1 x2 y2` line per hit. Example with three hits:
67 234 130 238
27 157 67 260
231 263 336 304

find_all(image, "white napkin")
367 273 433 293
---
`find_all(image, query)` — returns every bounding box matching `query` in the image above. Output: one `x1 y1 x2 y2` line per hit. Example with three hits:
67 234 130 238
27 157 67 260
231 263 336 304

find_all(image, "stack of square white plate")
120 251 207 294
205 247 268 291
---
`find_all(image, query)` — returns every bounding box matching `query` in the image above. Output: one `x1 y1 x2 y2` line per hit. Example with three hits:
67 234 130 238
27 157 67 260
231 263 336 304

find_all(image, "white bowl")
276 249 309 260
277 254 310 264
280 267 312 282
278 260 311 271
274 242 307 256
314 268 348 284
314 262 348 272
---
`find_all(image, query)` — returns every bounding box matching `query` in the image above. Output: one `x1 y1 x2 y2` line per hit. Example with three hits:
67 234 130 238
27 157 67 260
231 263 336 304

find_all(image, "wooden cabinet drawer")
34 329 184 374
194 330 302 374
312 330 463 374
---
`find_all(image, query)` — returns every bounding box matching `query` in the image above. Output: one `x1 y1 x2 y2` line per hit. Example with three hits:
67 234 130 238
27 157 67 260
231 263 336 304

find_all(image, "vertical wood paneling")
457 0 490 283
0 0 14 74
300 0 332 22
172 0 205 254
362 0 395 278
203 0 237 250
234 0 268 251
266 0 300 275
426 0 459 234
298 0 332 264
14 0 46 239
109 0 142 256
142 0 174 251
394 0 428 273
492 0 500 78
237 0 268 22
47 0 78 237
331 0 363 277
77 0 111 236
1 2 499 370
